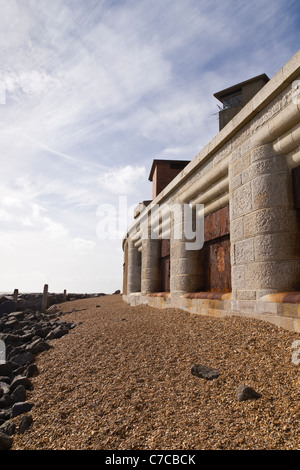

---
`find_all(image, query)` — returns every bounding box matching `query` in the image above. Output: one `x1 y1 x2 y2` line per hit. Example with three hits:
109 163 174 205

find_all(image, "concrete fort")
122 51 300 332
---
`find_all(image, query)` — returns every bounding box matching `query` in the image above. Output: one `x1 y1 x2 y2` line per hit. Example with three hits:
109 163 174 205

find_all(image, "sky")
0 0 299 294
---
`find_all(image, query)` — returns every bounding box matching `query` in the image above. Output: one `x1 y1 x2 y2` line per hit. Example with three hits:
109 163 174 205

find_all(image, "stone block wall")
122 51 300 332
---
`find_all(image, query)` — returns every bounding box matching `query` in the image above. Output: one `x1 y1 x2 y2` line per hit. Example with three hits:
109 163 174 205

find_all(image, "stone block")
230 218 244 242
245 260 300 290
281 304 298 318
231 265 246 289
244 207 299 238
234 238 255 264
170 273 203 294
236 290 257 301
230 174 242 191
250 144 276 163
242 155 287 184
231 153 251 178
251 172 292 210
256 289 279 299
254 232 300 261
231 147 241 162
232 182 252 218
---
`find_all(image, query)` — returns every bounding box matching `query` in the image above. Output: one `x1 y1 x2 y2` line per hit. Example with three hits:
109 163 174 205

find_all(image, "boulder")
191 364 220 380
236 385 262 402
18 414 33 434
0 420 16 436
11 385 26 404
10 376 32 392
0 431 13 450
11 402 34 418
9 352 35 368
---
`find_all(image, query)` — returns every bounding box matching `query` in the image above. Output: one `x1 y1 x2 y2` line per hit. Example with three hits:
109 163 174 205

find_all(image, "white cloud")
97 165 147 195
0 0 298 293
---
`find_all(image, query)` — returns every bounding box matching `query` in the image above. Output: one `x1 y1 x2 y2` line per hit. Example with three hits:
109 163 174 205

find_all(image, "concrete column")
141 237 161 295
127 238 141 294
229 143 300 300
170 205 204 296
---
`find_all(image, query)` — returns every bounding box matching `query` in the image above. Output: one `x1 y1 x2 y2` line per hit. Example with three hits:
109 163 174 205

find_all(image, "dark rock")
25 364 39 378
3 318 18 329
0 363 13 378
191 364 220 380
0 377 11 385
8 311 24 321
1 334 22 347
11 385 26 404
0 301 16 316
36 326 52 339
0 394 12 409
26 339 52 355
11 402 34 418
18 414 33 434
0 431 13 450
0 420 16 436
236 385 262 402
0 410 11 421
9 351 35 368
7 346 25 361
0 381 10 395
0 296 11 305
10 376 31 392
46 325 69 340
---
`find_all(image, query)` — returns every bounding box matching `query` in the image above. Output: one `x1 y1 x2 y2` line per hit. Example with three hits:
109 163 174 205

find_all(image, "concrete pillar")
170 205 204 296
127 238 141 294
141 237 161 295
229 143 300 300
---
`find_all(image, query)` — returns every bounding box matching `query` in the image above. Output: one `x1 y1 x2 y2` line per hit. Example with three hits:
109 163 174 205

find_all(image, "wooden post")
63 289 67 302
42 284 48 311
13 289 18 304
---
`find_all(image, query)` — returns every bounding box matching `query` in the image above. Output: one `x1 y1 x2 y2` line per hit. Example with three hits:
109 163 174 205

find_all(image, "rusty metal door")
204 235 231 292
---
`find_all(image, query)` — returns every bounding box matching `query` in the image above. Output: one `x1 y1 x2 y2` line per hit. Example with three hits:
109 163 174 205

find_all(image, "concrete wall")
122 51 300 332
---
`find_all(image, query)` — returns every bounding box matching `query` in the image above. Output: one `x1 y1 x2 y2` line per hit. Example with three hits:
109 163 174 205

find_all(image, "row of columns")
125 207 204 297
125 143 300 300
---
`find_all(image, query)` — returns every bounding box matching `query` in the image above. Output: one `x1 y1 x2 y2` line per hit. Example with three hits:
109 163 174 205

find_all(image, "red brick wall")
152 161 188 199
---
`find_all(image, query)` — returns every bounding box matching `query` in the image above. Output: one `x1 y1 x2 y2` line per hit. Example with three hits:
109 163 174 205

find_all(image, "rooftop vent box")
149 159 190 199
214 73 270 131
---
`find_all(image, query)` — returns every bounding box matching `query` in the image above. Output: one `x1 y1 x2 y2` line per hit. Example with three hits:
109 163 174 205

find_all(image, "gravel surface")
11 294 300 450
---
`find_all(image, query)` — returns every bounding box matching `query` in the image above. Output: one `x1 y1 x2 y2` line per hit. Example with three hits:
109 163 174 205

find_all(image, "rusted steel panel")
283 292 300 304
183 292 231 300
204 205 230 242
204 235 231 292
162 257 170 292
161 239 170 258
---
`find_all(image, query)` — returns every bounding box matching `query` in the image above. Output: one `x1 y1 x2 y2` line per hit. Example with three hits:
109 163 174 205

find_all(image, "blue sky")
0 0 299 294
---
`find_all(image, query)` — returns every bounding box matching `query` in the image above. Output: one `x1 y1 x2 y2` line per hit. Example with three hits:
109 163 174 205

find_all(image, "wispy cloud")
0 0 299 292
